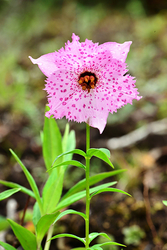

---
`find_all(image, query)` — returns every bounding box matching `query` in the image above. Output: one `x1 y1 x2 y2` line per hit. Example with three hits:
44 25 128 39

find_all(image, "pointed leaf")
53 209 86 224
62 123 70 153
92 242 126 248
32 202 41 227
36 212 60 246
0 241 17 250
89 247 102 250
42 126 76 214
43 115 63 172
48 160 86 172
71 248 86 250
52 149 86 167
88 232 111 244
55 182 116 212
63 130 76 162
9 149 43 213
7 219 37 250
43 170 64 213
163 200 167 206
87 148 113 168
90 187 130 199
97 148 110 158
50 233 85 245
62 170 125 200
0 188 21 201
0 180 35 198
0 215 9 231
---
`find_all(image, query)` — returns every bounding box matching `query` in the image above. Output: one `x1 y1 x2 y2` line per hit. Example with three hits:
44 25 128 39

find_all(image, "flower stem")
85 124 90 249
44 224 54 250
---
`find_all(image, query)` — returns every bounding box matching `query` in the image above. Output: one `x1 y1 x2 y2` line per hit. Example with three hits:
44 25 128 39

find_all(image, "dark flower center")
78 71 97 92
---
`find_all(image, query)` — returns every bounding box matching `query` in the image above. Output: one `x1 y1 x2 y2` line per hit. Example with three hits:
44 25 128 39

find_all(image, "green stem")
85 124 90 249
44 224 54 250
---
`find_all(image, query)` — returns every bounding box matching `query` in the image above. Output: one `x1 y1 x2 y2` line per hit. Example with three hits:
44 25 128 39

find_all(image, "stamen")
84 75 89 83
78 77 84 84
89 75 95 83
78 71 97 92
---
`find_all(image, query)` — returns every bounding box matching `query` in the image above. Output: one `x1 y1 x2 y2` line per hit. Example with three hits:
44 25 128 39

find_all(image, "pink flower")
29 33 142 133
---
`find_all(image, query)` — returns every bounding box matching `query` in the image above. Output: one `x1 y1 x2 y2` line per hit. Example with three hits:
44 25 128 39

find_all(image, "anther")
78 71 97 93
78 77 84 84
89 75 95 83
90 82 95 89
82 86 87 90
84 75 89 83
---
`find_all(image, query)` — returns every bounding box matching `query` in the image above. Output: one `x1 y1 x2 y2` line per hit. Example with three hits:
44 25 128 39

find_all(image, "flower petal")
30 33 142 133
98 41 132 63
29 53 58 77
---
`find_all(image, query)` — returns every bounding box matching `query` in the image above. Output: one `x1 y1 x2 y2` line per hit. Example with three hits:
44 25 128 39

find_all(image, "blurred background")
0 0 167 249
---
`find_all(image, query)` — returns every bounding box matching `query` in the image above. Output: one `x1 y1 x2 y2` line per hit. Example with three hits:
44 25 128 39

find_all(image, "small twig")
107 118 167 150
20 196 30 226
143 183 157 240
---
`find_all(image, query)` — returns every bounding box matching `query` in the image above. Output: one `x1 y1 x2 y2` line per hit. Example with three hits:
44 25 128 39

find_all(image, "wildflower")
29 33 142 133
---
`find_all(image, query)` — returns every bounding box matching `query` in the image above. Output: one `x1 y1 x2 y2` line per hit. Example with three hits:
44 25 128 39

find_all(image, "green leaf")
71 248 86 250
92 242 126 248
0 215 9 231
36 212 60 247
9 149 43 214
89 247 102 250
42 123 76 214
0 180 35 198
62 170 124 200
0 241 17 250
87 148 113 168
42 170 64 213
0 188 21 201
90 187 131 199
7 219 37 250
52 149 86 166
63 129 76 162
32 202 41 227
42 125 75 213
50 233 85 245
62 123 70 153
96 148 111 158
48 160 86 172
53 209 86 224
55 182 116 212
43 114 63 172
163 200 167 206
88 232 111 244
